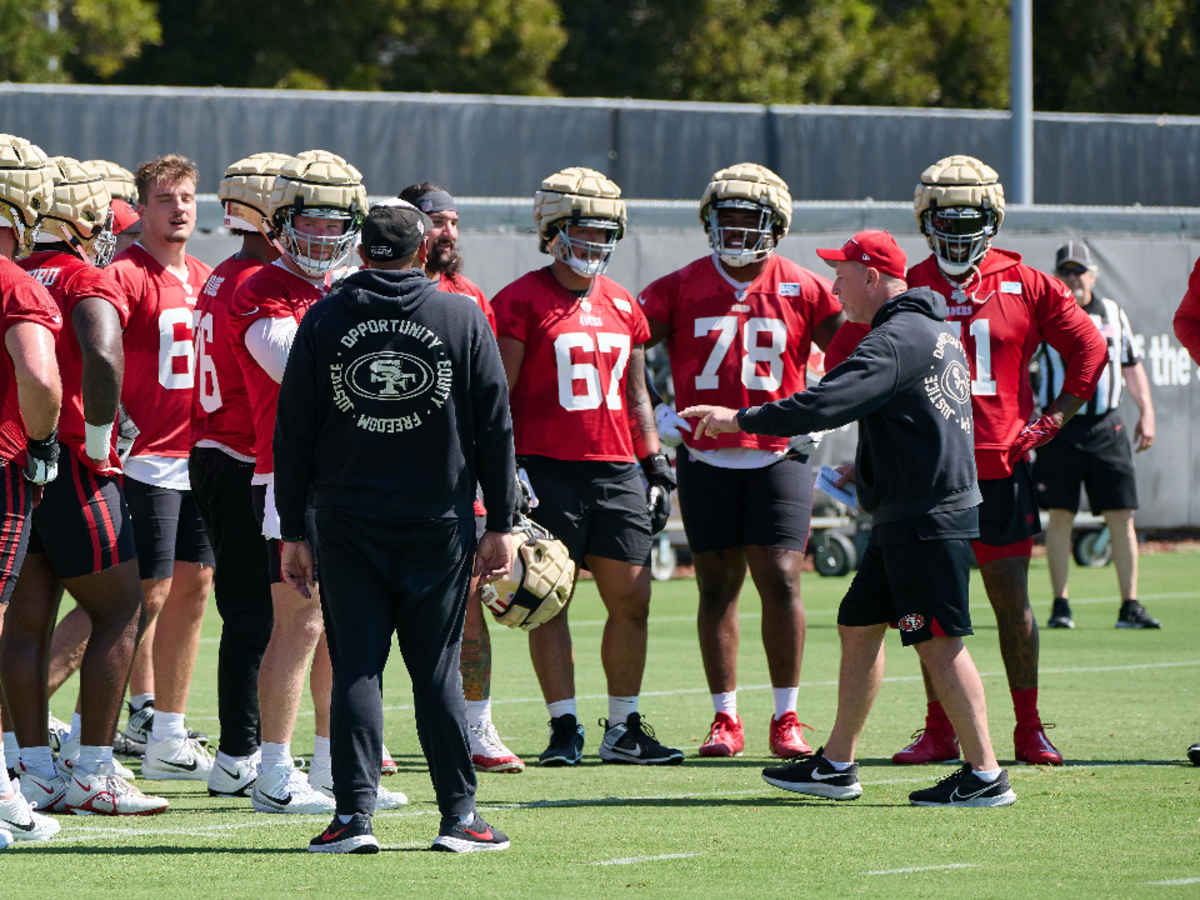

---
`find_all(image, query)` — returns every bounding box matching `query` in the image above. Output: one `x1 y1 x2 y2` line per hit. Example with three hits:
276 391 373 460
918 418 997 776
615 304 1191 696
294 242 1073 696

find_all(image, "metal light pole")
1011 0 1034 203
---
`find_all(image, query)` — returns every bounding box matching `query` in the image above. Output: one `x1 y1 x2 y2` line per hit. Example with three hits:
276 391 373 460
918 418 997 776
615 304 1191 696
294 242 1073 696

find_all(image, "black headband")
412 189 455 215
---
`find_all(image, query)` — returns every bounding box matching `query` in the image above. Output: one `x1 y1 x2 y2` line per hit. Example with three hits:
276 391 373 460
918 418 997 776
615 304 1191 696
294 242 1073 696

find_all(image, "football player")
107 154 217 781
190 153 292 797
397 181 522 773
492 167 682 766
825 155 1106 766
232 151 403 813
5 154 168 816
639 163 843 759
0 135 66 838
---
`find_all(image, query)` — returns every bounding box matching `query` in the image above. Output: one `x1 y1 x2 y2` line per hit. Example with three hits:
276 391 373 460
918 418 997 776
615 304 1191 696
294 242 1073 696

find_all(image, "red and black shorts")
972 460 1041 564
124 477 215 580
28 450 135 579
675 447 812 553
0 461 34 604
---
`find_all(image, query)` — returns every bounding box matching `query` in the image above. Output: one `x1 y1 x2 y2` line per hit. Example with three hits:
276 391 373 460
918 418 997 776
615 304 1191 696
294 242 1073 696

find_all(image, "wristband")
85 422 114 461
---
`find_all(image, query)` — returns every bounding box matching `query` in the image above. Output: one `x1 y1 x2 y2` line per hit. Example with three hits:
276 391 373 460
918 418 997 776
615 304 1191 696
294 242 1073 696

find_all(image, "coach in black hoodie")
682 230 1015 808
275 203 517 853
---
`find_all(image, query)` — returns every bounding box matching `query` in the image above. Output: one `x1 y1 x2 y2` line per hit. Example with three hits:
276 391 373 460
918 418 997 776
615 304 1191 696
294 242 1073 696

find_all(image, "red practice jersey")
907 249 1105 479
230 262 323 477
20 250 129 474
192 255 266 459
1175 256 1200 363
0 258 63 465
493 267 649 463
109 244 212 459
638 254 839 453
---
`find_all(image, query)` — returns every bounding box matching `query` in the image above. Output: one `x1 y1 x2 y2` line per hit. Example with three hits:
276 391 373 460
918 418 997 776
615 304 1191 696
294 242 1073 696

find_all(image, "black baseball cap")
1055 240 1095 272
361 201 433 262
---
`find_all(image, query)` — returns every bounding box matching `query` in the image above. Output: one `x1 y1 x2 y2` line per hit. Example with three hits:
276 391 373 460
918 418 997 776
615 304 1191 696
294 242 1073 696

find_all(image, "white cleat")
309 763 408 811
65 767 168 816
16 761 71 813
469 720 526 773
47 716 71 755
59 751 136 782
142 736 213 781
251 764 335 815
381 743 398 776
0 788 61 841
208 751 260 797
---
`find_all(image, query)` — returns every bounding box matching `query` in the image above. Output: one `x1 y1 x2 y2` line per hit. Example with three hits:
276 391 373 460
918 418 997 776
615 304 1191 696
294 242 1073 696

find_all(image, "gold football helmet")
533 167 626 277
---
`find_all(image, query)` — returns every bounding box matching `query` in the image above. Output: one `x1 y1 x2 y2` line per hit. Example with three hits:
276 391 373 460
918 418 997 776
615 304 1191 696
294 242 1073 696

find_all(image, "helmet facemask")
707 199 779 268
87 210 118 267
279 206 359 279
550 216 622 277
921 204 998 276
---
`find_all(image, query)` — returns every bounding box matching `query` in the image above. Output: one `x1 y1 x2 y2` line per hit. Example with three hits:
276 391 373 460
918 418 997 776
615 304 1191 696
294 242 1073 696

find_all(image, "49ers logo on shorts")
898 613 926 632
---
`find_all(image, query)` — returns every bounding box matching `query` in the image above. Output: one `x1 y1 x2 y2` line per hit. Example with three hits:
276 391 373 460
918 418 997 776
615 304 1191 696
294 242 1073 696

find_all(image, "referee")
1033 241 1158 630
274 202 518 854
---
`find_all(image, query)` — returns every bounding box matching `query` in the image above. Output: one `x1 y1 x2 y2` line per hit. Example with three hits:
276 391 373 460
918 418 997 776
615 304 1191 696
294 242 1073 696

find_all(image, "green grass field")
6 550 1199 897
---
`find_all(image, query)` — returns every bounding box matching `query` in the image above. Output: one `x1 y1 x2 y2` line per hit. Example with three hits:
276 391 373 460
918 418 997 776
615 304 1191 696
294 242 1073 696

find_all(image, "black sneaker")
308 813 380 854
431 813 510 853
1047 598 1075 629
539 714 585 767
598 713 683 765
1188 742 1200 766
1116 600 1161 629
909 764 1016 807
762 747 861 800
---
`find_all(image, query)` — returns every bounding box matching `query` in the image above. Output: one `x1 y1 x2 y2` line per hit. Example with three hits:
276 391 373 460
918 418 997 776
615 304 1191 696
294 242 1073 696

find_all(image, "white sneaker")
142 736 213 781
469 721 526 773
251 764 335 815
208 751 260 797
65 767 168 815
309 764 408 811
47 715 71 755
58 750 136 782
16 761 71 813
0 788 61 841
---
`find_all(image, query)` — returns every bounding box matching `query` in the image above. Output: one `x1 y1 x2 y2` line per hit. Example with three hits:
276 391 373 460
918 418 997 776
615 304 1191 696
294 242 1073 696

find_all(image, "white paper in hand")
815 465 858 511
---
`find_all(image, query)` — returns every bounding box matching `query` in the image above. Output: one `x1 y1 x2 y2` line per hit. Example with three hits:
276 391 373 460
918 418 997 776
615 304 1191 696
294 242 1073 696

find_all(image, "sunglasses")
1056 263 1089 277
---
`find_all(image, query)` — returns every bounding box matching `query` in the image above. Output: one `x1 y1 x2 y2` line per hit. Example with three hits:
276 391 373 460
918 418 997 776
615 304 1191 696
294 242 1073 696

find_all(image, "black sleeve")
274 315 320 540
737 328 900 436
470 314 517 532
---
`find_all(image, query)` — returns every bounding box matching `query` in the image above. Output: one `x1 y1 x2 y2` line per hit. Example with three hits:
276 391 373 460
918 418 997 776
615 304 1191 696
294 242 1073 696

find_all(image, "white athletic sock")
130 693 155 711
260 741 291 771
0 746 11 794
151 711 187 741
20 746 56 779
458 810 475 826
465 698 492 729
608 695 638 724
711 691 737 717
772 686 799 719
2 731 18 763
972 767 1001 783
68 712 82 744
546 699 576 721
77 745 113 775
824 758 854 771
311 735 331 772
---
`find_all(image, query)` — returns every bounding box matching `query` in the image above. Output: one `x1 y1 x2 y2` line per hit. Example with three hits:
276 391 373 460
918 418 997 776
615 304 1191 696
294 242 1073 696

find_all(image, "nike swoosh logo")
6 818 36 832
325 825 349 841
464 825 493 840
218 764 246 780
809 768 848 781
261 791 291 806
31 781 55 794
159 759 198 772
950 784 997 802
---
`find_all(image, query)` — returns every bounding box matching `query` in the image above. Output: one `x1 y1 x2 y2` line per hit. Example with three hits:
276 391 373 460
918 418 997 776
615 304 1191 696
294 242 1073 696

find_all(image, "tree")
0 0 159 83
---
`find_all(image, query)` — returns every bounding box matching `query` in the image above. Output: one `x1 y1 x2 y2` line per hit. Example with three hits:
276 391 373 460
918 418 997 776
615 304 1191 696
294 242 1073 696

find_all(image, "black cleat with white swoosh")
598 713 683 765
762 747 861 800
908 764 1016 807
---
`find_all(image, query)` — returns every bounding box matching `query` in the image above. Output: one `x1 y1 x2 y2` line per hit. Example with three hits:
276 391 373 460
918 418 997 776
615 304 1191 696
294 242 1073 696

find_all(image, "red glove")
1008 413 1062 466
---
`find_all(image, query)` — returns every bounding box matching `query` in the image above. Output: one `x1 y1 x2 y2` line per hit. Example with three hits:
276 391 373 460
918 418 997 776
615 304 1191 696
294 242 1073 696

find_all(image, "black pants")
316 507 477 819
188 447 273 758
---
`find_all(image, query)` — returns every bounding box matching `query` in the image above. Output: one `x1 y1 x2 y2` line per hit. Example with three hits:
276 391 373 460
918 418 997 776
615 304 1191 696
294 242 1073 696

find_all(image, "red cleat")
768 712 814 759
698 712 744 757
891 728 960 764
1014 722 1063 765
381 744 398 776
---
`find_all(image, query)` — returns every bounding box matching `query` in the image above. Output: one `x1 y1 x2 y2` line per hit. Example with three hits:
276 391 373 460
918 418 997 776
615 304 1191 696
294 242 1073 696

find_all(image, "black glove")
24 431 59 486
640 452 675 536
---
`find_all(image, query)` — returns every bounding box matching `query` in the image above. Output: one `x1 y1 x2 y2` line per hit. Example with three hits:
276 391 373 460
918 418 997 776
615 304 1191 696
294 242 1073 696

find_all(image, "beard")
427 241 462 276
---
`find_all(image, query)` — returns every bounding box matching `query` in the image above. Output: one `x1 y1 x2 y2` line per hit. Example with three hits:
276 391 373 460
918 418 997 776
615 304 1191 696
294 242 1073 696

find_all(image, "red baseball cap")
110 198 140 235
816 230 907 280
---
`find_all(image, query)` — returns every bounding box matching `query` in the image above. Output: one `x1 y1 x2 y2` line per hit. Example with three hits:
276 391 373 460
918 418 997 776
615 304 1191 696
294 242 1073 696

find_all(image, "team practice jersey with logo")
20 250 130 474
907 249 1105 479
230 261 323 478
0 257 64 466
493 267 650 462
110 244 212 462
192 255 265 461
437 272 496 335
638 254 839 454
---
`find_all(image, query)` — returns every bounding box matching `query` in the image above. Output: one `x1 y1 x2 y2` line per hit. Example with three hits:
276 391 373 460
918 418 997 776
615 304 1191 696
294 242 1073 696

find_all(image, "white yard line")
1146 878 1200 887
590 852 700 866
862 863 980 876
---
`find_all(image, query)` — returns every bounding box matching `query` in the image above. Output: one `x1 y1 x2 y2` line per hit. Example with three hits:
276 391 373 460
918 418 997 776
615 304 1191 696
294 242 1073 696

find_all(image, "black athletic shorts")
1032 412 1138 513
252 483 319 585
675 446 812 553
839 534 975 647
977 460 1041 546
124 477 215 580
519 455 651 569
0 461 34 604
28 449 135 578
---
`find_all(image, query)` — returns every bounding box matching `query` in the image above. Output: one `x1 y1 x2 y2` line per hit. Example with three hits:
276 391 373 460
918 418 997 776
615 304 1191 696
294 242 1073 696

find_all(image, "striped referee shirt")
1035 295 1138 415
